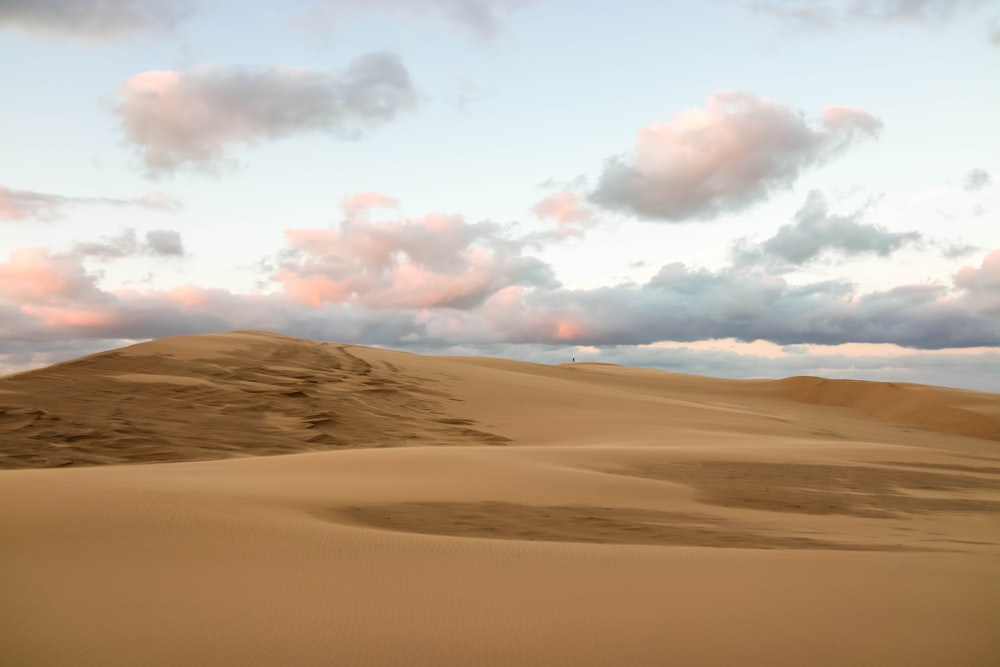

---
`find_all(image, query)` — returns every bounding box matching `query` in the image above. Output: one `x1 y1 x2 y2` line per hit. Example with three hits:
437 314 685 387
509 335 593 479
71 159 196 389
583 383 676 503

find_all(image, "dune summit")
0 330 510 469
2 331 999 665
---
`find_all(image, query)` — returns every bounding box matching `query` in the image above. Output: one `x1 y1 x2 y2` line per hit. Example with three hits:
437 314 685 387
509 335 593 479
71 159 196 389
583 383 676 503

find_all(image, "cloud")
964 168 991 191
955 249 1000 314
137 191 184 211
0 247 107 306
300 0 542 38
955 249 1000 290
114 52 419 176
733 190 921 269
454 77 480 113
341 192 399 218
591 92 882 221
528 190 597 241
939 242 979 259
2 204 997 380
73 229 185 260
476 250 1000 349
274 195 557 309
848 0 983 23
0 230 184 310
0 0 195 41
533 190 595 225
143 229 184 256
0 185 182 221
0 251 433 347
2 245 998 357
736 0 986 29
735 1 837 28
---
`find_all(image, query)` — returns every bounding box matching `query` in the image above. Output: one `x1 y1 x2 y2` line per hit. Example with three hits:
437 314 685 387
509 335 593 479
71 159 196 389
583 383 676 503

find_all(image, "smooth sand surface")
2 331 999 665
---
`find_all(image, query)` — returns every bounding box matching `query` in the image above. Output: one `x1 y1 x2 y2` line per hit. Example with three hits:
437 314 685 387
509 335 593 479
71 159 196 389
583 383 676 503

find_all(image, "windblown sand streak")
1 331 998 665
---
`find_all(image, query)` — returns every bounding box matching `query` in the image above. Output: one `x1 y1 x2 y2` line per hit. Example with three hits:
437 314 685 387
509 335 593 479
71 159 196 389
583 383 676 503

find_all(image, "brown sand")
1 330 998 665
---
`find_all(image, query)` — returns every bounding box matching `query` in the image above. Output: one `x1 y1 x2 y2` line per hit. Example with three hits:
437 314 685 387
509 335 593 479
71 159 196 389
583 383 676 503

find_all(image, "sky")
1 0 998 392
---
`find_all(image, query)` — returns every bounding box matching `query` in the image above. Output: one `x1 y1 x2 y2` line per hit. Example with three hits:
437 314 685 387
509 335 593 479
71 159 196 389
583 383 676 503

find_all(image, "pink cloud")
0 248 102 304
364 247 509 309
530 190 596 240
275 273 355 308
593 91 882 221
0 187 56 220
115 54 418 175
956 249 1000 291
554 318 585 340
955 249 1000 314
822 105 884 132
342 192 398 218
20 305 120 329
167 285 216 308
138 191 184 211
533 190 594 224
277 208 556 309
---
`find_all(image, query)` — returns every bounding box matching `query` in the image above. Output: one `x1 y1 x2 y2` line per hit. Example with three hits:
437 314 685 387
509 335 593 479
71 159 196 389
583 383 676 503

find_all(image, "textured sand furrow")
610 460 1000 518
334 501 928 550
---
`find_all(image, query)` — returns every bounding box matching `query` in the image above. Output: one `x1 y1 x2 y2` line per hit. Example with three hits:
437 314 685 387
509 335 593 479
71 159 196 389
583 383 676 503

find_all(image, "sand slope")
2 331 999 665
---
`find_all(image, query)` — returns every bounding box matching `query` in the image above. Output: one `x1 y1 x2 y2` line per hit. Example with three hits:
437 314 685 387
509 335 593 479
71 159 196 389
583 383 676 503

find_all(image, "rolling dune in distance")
2 330 999 665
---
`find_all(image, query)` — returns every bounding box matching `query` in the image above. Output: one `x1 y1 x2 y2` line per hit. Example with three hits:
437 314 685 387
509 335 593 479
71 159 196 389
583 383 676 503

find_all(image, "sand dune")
0 331 509 469
2 331 999 665
762 375 1000 441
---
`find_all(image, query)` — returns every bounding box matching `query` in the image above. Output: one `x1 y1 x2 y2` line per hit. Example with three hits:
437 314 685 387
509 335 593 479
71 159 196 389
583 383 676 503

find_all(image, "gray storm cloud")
591 92 882 222
114 53 419 176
